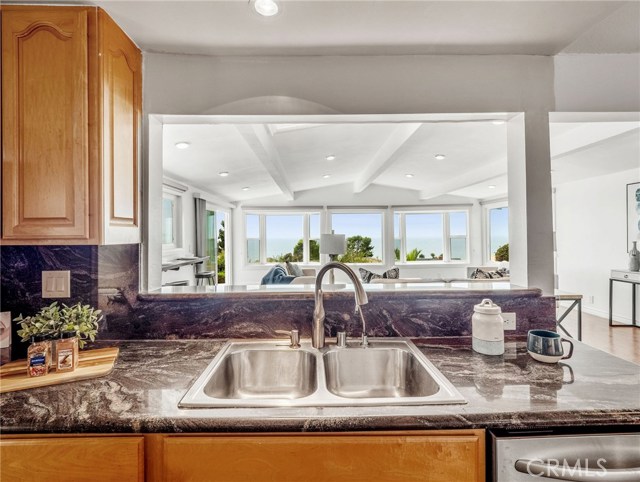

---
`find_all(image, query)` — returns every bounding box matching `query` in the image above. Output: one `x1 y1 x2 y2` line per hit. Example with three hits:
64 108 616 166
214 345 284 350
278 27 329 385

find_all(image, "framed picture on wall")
627 182 640 252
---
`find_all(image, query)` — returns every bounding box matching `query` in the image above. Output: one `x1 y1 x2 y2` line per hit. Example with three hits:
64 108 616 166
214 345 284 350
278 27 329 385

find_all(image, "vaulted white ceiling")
19 1 639 56
162 116 640 206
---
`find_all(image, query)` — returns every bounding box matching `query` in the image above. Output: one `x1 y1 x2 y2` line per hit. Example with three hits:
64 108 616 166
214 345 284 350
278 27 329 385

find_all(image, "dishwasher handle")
515 459 640 481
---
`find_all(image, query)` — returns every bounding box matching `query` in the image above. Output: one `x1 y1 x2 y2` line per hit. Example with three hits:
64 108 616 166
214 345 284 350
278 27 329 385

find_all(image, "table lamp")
320 232 346 285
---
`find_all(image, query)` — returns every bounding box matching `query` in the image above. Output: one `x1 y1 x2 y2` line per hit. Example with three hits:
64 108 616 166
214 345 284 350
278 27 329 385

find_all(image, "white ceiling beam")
353 123 423 194
419 159 507 201
551 123 639 158
552 126 640 161
235 124 295 201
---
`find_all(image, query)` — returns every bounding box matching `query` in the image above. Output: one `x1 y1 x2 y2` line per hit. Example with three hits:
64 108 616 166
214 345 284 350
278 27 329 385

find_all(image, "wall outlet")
42 270 71 298
503 312 516 330
588 295 595 304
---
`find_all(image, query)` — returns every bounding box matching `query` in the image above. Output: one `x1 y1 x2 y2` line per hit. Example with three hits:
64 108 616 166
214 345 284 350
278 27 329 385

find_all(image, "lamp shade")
320 233 346 255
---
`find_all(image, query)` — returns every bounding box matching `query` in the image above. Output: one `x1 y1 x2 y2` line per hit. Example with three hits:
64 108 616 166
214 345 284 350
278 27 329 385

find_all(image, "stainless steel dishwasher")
491 430 640 481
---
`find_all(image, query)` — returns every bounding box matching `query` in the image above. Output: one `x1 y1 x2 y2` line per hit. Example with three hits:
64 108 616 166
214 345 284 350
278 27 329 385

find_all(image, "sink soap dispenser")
472 298 505 356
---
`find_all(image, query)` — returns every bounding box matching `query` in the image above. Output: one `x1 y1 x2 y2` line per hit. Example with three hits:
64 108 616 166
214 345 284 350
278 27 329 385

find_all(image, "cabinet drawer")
0 436 144 482
611 270 640 282
155 431 485 482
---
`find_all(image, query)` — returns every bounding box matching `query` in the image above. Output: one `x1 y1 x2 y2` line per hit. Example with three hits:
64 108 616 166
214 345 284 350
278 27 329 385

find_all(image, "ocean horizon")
247 235 507 262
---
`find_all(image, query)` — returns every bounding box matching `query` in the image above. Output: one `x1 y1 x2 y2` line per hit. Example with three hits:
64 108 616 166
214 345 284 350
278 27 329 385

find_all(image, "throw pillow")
470 268 490 279
359 267 400 283
285 262 304 277
383 267 400 279
470 268 505 280
359 268 382 283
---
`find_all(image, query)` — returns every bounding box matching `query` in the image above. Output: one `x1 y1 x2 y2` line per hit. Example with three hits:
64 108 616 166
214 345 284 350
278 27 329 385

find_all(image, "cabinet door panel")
0 436 144 482
2 8 89 239
160 432 485 482
100 10 141 244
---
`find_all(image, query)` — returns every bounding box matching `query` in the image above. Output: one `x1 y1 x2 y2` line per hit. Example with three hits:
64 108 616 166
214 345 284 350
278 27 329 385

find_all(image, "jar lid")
60 330 77 339
474 298 502 314
32 334 48 342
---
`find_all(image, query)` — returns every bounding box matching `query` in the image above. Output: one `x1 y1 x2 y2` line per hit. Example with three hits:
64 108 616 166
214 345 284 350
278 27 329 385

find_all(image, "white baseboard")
557 301 633 324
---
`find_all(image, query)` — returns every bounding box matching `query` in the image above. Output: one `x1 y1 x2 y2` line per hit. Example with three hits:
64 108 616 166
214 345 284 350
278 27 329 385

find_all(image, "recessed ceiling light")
435 154 446 161
254 0 279 16
326 155 336 161
175 142 190 149
219 171 229 177
323 174 331 179
492 120 506 125
242 187 250 191
405 174 414 178
488 185 496 189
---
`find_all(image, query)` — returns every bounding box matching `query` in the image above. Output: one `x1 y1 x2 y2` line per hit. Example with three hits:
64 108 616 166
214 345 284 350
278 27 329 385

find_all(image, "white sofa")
370 277 509 284
289 268 317 284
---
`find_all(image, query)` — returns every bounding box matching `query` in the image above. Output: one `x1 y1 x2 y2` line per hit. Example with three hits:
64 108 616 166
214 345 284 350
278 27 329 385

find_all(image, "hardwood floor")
556 308 640 364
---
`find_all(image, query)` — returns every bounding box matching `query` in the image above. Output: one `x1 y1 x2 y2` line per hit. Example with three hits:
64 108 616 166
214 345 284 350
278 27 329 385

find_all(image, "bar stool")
195 271 216 286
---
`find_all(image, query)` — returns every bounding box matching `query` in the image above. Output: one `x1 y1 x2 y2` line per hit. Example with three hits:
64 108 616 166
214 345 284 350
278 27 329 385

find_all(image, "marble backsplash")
1 245 556 360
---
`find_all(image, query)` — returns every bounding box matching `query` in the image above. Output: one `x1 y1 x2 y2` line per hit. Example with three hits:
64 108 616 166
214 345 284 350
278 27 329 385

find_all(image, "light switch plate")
42 270 71 298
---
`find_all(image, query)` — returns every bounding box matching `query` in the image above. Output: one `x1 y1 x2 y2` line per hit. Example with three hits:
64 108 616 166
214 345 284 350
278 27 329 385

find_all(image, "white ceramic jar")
472 298 505 355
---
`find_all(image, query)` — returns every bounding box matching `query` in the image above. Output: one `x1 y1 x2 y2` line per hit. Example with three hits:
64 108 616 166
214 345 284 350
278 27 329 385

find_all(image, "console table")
609 269 640 328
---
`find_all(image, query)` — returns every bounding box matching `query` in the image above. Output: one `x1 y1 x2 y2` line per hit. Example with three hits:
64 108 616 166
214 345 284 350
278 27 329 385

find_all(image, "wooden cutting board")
0 347 119 394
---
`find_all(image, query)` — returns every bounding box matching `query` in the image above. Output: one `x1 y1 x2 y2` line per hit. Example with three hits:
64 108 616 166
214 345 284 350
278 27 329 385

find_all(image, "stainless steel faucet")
312 262 369 349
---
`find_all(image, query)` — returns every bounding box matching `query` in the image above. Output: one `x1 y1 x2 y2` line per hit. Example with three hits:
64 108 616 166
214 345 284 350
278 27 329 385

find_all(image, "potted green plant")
15 302 103 349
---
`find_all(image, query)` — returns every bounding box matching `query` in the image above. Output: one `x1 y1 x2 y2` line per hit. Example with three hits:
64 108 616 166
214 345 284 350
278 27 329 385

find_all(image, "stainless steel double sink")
179 338 466 408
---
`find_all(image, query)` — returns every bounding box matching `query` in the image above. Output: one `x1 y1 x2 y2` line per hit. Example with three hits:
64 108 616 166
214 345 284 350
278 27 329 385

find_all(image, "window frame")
205 203 232 284
243 209 322 266
161 189 181 251
327 208 386 266
483 200 509 265
393 207 470 264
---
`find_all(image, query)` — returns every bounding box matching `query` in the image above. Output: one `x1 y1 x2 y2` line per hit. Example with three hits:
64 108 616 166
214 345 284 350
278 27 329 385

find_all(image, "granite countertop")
139 282 529 301
1 339 638 434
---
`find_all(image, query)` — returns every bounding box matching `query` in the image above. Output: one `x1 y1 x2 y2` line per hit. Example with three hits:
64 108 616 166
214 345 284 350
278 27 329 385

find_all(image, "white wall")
144 53 555 115
555 168 640 322
554 54 640 112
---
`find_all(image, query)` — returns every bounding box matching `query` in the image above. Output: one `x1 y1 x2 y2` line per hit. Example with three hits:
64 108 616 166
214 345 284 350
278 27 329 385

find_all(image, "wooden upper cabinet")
1 7 90 241
98 10 141 245
0 6 141 245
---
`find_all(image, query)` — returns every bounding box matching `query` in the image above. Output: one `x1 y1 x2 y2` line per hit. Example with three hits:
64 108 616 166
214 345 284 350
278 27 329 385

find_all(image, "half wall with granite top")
1 244 555 360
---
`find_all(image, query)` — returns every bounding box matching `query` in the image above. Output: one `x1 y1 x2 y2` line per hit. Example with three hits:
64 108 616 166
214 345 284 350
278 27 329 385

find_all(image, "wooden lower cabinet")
146 430 485 482
0 430 485 482
0 434 144 482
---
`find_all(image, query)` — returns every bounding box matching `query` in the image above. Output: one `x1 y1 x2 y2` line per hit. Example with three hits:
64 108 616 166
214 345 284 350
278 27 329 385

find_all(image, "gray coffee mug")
527 330 574 363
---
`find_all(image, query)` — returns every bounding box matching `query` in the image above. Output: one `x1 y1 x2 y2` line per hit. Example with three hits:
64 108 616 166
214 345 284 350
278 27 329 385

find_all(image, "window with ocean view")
245 211 321 264
488 206 509 261
330 212 384 264
395 210 469 263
